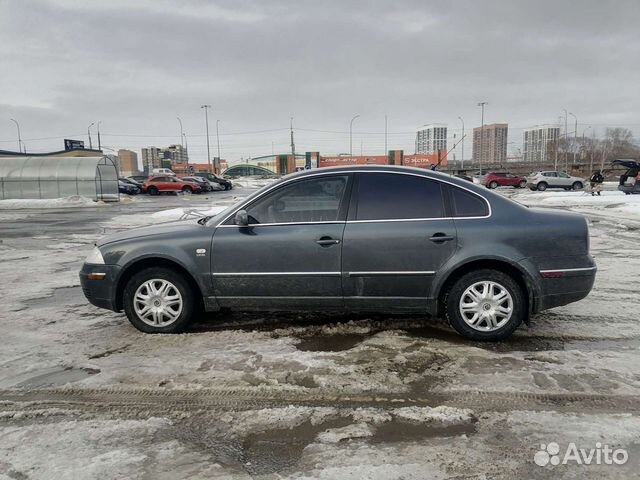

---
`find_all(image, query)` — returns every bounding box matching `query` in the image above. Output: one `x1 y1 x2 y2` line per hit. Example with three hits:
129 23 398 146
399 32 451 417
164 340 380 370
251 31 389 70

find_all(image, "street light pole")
384 115 388 155
477 102 487 174
87 122 95 150
10 118 22 153
97 121 102 151
458 116 465 169
569 112 577 167
562 109 568 171
177 117 184 147
201 105 212 172
216 119 221 173
350 114 360 157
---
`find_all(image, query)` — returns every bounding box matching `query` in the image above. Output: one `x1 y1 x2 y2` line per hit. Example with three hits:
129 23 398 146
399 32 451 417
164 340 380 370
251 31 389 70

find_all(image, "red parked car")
142 176 201 195
484 172 528 189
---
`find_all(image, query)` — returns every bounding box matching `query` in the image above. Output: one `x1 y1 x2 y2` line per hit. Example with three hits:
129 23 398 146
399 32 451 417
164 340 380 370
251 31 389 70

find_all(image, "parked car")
198 172 233 190
127 175 149 184
120 177 143 188
118 180 140 195
181 176 212 193
142 176 200 195
527 171 585 191
613 160 640 195
152 168 176 176
484 172 528 189
80 166 596 341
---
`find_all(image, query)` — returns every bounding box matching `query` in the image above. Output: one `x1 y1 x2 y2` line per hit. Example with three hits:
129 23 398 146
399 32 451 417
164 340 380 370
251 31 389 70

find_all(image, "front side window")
558 172 570 178
355 173 444 221
241 175 349 224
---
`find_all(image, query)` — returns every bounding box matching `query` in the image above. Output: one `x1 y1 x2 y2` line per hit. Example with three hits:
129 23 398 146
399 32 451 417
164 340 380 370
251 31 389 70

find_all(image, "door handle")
429 233 455 243
316 237 340 246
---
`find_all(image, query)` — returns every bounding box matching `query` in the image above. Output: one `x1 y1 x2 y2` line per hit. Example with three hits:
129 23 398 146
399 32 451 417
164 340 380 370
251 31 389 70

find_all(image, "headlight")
85 246 105 265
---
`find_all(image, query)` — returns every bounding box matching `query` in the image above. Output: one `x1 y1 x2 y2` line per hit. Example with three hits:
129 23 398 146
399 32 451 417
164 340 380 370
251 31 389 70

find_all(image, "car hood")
97 221 203 247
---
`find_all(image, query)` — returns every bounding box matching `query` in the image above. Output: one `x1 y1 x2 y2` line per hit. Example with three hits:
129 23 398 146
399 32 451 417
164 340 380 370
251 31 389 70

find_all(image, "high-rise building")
117 149 140 176
141 147 162 173
164 144 189 164
472 123 508 165
523 125 560 163
415 124 447 154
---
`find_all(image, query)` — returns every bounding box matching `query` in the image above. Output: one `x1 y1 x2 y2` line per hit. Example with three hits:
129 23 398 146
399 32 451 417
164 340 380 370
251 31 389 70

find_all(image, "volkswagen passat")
80 166 596 341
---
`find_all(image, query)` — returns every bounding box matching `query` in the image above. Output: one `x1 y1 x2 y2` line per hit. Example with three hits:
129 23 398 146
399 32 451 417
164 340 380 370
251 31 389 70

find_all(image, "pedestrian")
589 169 604 196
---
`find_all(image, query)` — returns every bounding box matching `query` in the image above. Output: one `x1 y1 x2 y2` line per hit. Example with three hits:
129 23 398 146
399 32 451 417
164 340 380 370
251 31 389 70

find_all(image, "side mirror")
235 209 249 227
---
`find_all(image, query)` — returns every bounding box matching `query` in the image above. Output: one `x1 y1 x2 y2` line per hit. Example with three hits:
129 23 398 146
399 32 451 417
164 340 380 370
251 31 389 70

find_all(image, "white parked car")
527 171 585 191
152 168 176 176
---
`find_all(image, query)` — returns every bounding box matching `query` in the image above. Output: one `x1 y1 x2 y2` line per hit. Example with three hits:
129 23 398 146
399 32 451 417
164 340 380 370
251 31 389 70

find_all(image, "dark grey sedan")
80 166 596 341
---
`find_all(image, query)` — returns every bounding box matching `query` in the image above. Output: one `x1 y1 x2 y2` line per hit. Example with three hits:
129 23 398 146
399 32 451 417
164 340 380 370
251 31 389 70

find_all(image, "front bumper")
79 263 121 311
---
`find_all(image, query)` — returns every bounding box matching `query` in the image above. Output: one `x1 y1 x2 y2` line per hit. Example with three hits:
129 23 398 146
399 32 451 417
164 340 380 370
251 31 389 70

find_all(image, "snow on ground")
230 176 276 189
0 195 102 209
1 188 640 478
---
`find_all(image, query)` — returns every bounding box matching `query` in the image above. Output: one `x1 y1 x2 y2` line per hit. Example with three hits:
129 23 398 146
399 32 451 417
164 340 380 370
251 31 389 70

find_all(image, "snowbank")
231 176 276 189
0 195 100 209
106 205 228 228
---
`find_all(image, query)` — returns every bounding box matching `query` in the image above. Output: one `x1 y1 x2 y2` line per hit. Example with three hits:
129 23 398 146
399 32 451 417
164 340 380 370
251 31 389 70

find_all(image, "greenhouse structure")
0 156 119 201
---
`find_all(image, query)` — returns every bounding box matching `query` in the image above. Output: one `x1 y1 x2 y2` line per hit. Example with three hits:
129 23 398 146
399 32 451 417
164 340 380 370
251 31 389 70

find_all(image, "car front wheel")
123 267 195 333
488 181 498 189
445 269 525 341
536 182 548 191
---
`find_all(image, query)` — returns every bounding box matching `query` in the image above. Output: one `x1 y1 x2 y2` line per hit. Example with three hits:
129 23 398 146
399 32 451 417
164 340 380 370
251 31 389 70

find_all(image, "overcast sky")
1 0 639 163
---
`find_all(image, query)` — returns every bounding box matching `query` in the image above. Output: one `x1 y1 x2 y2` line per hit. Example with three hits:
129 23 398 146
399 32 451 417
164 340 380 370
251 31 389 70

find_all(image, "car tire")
518 180 527 188
123 267 195 333
147 186 159 195
572 181 583 190
182 186 193 194
489 181 498 189
536 182 548 191
445 269 525 341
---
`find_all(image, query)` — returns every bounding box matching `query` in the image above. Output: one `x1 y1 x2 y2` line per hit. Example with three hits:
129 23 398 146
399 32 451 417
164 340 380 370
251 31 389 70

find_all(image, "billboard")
64 139 85 150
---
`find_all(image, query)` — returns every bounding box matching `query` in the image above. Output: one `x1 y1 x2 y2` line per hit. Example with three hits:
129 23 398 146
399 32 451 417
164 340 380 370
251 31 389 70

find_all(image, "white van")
152 168 175 176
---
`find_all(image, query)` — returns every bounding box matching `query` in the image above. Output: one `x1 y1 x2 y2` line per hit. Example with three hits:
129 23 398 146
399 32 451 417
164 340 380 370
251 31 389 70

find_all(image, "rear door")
342 172 457 312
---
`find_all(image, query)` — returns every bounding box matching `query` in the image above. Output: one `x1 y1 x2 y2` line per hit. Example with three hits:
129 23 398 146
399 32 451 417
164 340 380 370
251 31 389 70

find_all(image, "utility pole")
97 121 102 151
569 112 577 167
201 105 212 172
177 117 184 147
458 116 465 169
384 115 388 154
183 133 189 169
477 102 487 174
87 122 95 149
216 119 221 173
290 118 296 168
562 109 568 171
350 114 360 157
10 118 22 153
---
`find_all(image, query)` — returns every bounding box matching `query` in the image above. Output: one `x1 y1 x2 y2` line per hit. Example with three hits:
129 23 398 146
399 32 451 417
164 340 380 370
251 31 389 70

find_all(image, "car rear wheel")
445 269 525 341
536 182 547 191
572 181 583 190
488 181 498 189
182 186 193 194
518 180 527 188
123 267 195 333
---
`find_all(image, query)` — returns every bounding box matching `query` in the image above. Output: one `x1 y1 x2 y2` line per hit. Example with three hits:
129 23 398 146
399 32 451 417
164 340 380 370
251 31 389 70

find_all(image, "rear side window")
450 187 489 217
355 173 444 220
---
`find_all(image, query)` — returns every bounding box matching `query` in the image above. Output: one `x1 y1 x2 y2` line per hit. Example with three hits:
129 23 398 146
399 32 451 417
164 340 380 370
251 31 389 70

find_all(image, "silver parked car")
527 171 585 191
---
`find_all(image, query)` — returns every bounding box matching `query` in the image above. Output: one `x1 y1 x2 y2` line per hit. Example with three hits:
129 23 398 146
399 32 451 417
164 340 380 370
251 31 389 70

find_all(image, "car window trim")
216 169 491 228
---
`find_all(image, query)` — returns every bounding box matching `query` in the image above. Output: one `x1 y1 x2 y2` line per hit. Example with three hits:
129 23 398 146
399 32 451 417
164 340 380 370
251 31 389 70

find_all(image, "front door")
342 172 457 311
211 174 351 310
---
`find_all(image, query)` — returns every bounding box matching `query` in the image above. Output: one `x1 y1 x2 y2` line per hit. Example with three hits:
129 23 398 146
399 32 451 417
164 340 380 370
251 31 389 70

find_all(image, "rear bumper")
618 184 640 194
537 266 596 311
79 263 121 311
